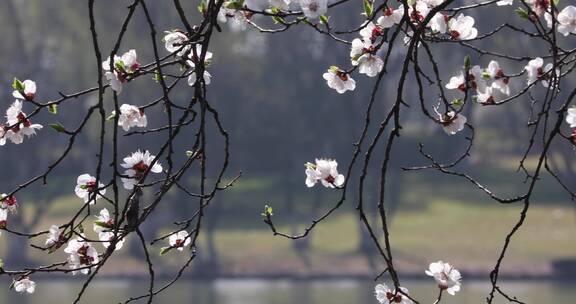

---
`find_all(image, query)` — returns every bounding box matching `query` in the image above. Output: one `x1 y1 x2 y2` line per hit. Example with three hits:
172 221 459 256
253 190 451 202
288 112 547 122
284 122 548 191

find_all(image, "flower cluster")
102 49 140 93
163 31 213 86
0 194 18 235
374 261 461 303
63 236 100 275
1 80 43 146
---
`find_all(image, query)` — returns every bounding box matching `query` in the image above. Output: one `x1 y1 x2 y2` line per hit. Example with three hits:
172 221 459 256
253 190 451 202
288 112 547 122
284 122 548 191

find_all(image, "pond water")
1 279 573 303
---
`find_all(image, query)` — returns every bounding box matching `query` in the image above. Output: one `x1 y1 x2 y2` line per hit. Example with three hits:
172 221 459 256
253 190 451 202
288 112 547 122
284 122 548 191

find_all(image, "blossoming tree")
0 0 574 303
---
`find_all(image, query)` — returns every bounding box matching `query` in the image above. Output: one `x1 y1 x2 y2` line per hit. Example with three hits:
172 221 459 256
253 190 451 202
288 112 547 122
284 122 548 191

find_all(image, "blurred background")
0 0 575 303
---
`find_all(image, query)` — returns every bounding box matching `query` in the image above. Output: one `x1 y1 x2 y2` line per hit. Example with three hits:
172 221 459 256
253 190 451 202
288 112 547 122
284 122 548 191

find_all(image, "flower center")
324 175 336 184
336 71 349 81
386 292 403 303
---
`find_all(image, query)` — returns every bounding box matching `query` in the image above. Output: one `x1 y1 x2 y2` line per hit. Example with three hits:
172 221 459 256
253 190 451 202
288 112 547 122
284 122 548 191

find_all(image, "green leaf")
451 98 464 106
49 123 67 133
515 8 529 20
225 0 243 10
115 61 126 72
363 0 373 18
319 15 330 26
198 0 207 14
106 111 116 121
153 70 165 83
261 204 274 217
160 247 171 256
12 78 24 92
48 104 58 114
272 15 285 24
328 66 339 73
463 55 471 70
94 221 113 229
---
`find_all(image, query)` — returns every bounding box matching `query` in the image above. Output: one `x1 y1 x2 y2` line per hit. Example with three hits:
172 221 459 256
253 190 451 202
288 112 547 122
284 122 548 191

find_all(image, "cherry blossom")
430 13 448 34
557 6 576 36
448 14 478 40
298 0 327 19
407 2 430 23
476 85 506 105
1 100 43 145
12 79 37 101
120 150 163 190
445 66 485 92
377 7 403 29
425 261 462 295
374 283 413 304
305 158 345 188
525 0 550 16
64 236 99 275
0 208 7 234
75 174 106 204
218 6 251 31
496 0 513 5
0 193 18 213
45 224 65 250
350 38 384 77
269 0 291 10
359 22 382 43
323 67 356 94
484 60 510 95
524 57 556 87
187 45 213 86
117 104 147 131
169 230 191 251
439 111 467 135
565 107 576 128
93 208 124 250
14 278 36 294
164 30 189 56
102 49 140 93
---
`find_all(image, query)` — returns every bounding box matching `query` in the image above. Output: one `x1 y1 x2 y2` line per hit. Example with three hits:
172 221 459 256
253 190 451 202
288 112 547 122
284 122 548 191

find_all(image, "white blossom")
305 158 345 188
14 278 36 294
169 230 191 251
75 174 106 204
350 38 384 77
120 150 163 190
524 57 556 87
299 0 327 19
430 13 448 34
102 49 140 93
63 236 99 275
484 60 510 95
374 283 413 304
0 208 7 234
448 14 478 40
323 67 356 94
45 225 62 248
187 45 213 86
0 193 18 213
93 208 124 250
566 107 576 128
377 7 403 28
2 100 43 145
164 31 189 56
557 6 576 36
439 111 467 135
218 7 250 31
496 0 513 5
425 261 462 295
12 80 37 101
117 104 147 131
269 0 291 10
